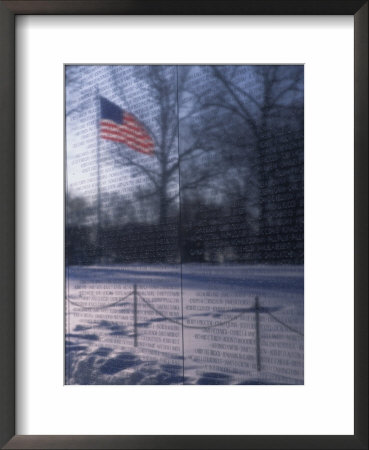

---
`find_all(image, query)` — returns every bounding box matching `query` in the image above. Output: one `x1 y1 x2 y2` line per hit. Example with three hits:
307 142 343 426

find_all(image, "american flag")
100 96 154 155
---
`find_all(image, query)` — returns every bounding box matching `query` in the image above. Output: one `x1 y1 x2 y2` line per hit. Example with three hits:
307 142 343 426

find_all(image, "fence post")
255 296 261 371
133 284 138 347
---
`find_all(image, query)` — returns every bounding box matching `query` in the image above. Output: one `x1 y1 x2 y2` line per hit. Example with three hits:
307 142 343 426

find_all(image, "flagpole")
95 86 102 261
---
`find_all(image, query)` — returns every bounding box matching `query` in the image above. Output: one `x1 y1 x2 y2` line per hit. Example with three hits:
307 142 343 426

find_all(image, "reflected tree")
181 65 304 262
110 66 179 225
65 65 304 265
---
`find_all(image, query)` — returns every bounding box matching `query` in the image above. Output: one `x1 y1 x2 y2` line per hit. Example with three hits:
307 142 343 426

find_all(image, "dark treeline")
66 65 303 266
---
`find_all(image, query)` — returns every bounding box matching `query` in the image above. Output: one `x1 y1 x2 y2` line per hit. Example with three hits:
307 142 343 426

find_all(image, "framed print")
0 1 367 449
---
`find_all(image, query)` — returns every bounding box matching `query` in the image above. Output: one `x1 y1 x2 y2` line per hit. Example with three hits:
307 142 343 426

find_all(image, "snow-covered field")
65 264 303 385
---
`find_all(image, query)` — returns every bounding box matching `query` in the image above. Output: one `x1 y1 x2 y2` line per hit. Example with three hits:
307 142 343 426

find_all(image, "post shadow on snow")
108 325 129 337
196 372 231 385
155 363 185 384
237 379 281 385
93 347 113 357
99 352 142 375
94 319 130 336
66 274 302 385
136 316 167 327
66 332 99 341
65 322 187 384
72 355 100 385
74 324 94 332
102 346 184 384
129 360 187 385
65 341 87 354
97 353 185 384
66 337 301 385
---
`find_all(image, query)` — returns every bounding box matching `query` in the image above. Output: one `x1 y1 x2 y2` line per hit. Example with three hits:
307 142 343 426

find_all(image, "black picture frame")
0 1 367 449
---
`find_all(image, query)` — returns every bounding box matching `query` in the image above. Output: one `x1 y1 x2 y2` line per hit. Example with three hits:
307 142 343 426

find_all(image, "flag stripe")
101 119 144 135
100 134 154 154
101 127 151 143
101 124 154 152
101 125 153 146
101 135 153 150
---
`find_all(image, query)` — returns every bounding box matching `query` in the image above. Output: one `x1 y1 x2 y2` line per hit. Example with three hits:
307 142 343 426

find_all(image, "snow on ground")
65 264 303 385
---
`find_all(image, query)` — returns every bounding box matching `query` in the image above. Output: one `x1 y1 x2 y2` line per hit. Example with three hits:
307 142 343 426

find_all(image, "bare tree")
65 65 304 264
108 66 179 225
109 66 223 226
186 65 304 237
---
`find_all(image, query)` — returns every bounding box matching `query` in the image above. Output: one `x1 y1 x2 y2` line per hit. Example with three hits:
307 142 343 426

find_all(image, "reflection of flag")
100 96 154 155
